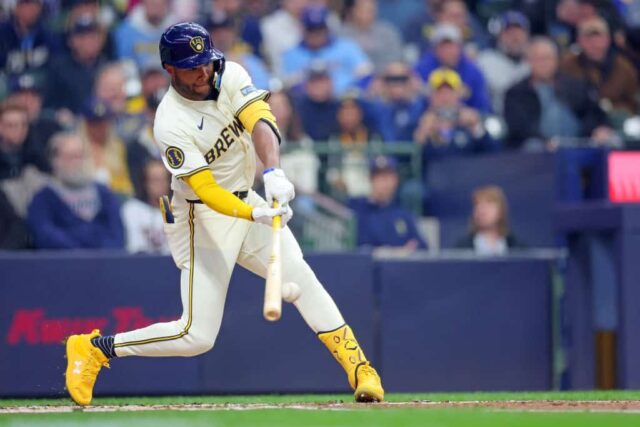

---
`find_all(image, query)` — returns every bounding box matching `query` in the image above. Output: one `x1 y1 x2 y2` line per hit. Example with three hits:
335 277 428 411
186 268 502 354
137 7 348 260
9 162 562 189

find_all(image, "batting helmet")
159 22 224 69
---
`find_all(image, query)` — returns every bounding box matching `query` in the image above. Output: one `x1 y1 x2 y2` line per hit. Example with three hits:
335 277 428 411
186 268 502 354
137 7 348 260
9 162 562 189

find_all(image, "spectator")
348 155 427 250
0 104 48 180
377 0 426 35
94 62 145 141
282 5 372 96
333 95 380 145
340 0 403 72
113 0 177 71
504 37 612 149
373 61 427 142
548 0 581 52
415 23 491 112
477 11 531 114
0 0 58 76
206 15 271 90
44 13 110 114
271 90 319 194
561 16 639 116
413 68 497 157
406 0 489 57
261 0 308 77
78 98 134 196
121 159 169 254
434 0 490 56
268 90 307 144
0 188 31 249
126 68 167 197
293 62 339 141
455 185 523 255
5 72 63 166
27 132 124 250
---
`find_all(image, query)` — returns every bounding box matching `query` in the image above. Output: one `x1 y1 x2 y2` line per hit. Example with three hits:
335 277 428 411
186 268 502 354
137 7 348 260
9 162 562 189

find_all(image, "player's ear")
163 64 175 78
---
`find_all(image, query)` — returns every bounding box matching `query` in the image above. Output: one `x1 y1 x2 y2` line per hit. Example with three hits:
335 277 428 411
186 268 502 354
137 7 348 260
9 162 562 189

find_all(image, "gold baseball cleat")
354 362 385 402
65 329 109 406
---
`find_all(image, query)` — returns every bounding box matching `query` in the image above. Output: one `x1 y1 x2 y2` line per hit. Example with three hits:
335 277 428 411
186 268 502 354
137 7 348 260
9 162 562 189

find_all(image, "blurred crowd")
1 0 639 253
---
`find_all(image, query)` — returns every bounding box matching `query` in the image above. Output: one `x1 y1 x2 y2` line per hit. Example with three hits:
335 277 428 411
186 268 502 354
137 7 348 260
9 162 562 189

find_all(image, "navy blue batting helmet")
159 22 224 69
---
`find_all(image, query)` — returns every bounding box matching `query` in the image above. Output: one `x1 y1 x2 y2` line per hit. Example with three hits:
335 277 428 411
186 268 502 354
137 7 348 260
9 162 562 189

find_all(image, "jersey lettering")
204 117 245 164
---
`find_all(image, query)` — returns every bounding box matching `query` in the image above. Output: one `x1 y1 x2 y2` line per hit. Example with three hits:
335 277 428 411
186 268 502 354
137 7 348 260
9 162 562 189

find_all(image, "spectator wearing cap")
504 37 613 149
0 0 60 76
293 62 340 141
78 98 134 196
121 159 170 254
415 23 491 113
44 13 110 114
372 61 427 142
27 131 125 250
261 0 308 78
5 72 63 161
0 104 48 180
348 155 427 251
113 0 177 71
206 15 271 90
406 0 490 57
414 68 498 158
339 0 403 72
282 5 372 96
561 16 639 116
477 11 531 114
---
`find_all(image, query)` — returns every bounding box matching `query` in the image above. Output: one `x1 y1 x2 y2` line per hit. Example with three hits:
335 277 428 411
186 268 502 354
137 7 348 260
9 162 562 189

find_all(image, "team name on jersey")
204 118 245 164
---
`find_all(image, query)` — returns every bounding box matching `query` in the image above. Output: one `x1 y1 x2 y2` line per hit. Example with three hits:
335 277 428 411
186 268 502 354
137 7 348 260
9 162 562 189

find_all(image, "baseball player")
65 22 384 406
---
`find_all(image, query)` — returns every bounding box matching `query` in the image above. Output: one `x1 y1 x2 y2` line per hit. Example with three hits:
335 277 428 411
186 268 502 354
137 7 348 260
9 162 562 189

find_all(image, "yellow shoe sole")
354 384 384 403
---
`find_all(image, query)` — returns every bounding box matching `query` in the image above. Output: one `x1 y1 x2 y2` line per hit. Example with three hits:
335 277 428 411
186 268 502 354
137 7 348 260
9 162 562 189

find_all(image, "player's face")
168 63 215 101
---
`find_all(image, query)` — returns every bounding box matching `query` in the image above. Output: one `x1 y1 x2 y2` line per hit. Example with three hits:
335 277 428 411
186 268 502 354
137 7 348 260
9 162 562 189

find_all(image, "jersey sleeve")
224 62 271 117
154 122 209 180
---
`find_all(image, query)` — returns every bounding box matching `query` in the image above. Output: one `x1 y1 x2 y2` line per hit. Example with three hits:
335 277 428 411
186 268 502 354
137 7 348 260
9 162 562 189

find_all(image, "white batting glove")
251 205 293 228
263 168 295 205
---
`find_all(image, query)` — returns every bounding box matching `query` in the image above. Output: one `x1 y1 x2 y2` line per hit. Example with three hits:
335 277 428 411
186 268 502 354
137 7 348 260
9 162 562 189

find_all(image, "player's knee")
185 331 216 356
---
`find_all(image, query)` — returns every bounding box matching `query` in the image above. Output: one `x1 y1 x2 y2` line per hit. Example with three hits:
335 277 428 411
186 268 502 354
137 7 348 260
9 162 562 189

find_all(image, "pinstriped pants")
113 191 344 357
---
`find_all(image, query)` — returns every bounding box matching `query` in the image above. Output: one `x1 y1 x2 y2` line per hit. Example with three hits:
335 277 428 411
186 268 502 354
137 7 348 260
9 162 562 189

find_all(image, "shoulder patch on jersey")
165 146 185 169
241 85 257 96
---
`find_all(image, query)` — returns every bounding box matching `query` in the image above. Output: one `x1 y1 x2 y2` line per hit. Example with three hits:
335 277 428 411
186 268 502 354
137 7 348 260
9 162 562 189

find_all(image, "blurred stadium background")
2 0 640 402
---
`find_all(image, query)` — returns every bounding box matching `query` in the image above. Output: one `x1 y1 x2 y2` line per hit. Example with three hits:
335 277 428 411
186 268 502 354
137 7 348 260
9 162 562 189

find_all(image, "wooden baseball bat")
264 201 282 321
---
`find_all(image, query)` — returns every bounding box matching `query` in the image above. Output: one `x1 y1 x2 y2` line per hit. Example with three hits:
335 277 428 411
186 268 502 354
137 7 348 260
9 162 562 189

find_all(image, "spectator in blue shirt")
373 61 427 142
349 155 427 250
0 0 59 76
415 23 491 112
27 131 124 250
113 0 176 71
413 68 498 158
282 5 373 96
206 15 272 90
293 61 340 141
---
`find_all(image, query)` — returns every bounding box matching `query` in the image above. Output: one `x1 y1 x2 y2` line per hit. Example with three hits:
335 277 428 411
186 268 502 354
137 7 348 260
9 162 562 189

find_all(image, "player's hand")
263 168 295 205
251 205 292 227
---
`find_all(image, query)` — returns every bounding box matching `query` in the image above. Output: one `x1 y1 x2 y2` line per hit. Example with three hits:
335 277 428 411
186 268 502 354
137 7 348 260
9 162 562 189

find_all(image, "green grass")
2 392 640 427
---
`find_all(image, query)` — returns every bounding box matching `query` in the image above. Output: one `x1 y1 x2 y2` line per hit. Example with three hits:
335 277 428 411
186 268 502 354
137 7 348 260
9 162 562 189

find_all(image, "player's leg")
237 191 384 402
65 202 247 405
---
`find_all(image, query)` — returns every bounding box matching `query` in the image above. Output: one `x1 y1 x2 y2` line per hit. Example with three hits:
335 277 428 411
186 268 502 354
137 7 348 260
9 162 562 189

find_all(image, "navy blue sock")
91 335 117 359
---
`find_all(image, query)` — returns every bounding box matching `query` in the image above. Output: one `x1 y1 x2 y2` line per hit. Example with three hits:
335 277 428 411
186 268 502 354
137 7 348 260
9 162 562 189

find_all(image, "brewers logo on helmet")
159 22 224 69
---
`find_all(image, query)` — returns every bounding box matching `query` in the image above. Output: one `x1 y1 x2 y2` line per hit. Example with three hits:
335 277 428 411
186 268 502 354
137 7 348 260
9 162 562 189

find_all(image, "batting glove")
263 168 295 205
251 205 293 228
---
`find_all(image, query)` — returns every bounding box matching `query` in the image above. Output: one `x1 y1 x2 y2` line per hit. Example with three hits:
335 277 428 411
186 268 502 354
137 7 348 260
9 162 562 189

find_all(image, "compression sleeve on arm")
184 170 254 221
237 100 281 141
